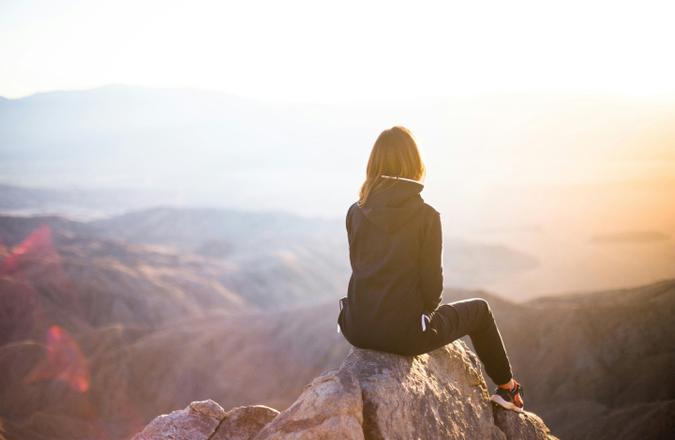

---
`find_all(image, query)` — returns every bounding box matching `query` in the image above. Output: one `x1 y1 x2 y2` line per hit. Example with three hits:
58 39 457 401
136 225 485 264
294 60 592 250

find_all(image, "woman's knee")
472 298 493 318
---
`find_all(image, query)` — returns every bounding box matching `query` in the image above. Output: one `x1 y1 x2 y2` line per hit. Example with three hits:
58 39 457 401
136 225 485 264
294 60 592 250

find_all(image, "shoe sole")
490 394 524 412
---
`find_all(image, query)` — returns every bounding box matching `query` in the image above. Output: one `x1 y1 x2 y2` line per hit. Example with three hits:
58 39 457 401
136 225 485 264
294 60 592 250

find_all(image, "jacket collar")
359 178 425 232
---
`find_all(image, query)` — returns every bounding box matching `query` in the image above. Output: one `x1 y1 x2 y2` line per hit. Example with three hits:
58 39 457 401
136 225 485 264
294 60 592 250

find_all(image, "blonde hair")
358 126 426 206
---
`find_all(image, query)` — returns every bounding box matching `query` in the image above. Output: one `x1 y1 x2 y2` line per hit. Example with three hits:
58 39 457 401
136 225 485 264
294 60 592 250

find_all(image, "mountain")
0 85 369 216
2 85 675 298
1 210 673 439
0 211 352 439
2 86 674 219
0 209 348 311
104 281 675 440
5 177 675 300
0 302 350 440
0 183 178 220
0 215 250 346
0 206 540 307
447 281 675 439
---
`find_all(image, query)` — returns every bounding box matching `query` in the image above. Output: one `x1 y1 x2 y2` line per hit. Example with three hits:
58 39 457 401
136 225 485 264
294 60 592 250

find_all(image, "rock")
256 341 510 440
493 408 559 440
133 341 556 439
253 366 364 440
132 400 278 440
213 406 281 440
131 400 226 440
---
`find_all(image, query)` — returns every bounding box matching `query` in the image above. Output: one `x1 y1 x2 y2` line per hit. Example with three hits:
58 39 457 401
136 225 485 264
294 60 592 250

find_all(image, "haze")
1 0 674 297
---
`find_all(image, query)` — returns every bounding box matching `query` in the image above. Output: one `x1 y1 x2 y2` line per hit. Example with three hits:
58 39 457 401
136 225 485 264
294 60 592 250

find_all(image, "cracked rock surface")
133 341 557 439
131 400 278 440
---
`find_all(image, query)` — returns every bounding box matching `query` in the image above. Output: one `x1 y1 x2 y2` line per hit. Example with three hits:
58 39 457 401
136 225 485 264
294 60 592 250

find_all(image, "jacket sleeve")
346 203 355 243
419 210 443 314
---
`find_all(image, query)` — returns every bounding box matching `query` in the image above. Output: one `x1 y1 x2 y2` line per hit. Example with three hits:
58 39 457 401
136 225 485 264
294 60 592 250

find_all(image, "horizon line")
3 83 675 105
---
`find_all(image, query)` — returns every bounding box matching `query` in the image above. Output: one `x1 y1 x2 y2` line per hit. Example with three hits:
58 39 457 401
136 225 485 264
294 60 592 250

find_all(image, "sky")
2 0 675 102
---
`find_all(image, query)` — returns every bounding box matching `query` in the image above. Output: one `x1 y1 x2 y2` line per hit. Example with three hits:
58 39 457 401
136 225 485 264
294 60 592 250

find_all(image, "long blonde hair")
358 126 426 206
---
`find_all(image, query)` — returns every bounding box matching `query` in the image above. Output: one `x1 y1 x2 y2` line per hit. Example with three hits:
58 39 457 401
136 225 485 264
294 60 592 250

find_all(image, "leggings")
426 298 513 386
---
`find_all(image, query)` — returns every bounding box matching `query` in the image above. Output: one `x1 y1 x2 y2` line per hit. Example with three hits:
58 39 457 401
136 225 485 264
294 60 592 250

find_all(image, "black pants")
424 298 513 386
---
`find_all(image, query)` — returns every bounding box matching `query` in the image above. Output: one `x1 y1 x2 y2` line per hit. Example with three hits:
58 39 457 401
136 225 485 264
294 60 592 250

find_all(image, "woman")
337 126 524 412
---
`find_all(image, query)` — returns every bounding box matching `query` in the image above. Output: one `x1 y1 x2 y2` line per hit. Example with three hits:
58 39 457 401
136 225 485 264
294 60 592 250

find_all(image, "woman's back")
340 177 443 355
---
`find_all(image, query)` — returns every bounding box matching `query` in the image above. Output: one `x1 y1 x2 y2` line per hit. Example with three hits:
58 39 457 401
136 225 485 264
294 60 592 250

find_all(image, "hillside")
0 210 673 439
0 210 348 310
446 281 675 439
0 207 540 306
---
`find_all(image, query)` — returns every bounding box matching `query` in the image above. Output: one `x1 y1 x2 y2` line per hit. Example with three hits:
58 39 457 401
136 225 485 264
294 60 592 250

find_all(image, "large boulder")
133 341 557 439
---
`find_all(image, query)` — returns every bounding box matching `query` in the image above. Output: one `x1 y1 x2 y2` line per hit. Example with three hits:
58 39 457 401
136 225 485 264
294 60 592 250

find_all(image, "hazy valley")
1 86 674 439
0 206 673 439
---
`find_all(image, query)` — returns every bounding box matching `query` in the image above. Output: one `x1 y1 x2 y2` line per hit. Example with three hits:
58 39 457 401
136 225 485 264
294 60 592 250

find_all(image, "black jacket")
337 179 444 355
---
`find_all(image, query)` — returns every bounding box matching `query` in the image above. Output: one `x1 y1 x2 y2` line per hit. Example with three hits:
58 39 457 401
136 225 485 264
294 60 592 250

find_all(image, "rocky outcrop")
131 400 279 440
493 410 554 440
133 340 557 439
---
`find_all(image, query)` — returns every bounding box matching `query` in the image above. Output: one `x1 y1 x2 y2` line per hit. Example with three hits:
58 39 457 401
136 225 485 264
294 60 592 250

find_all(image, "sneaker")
490 381 524 412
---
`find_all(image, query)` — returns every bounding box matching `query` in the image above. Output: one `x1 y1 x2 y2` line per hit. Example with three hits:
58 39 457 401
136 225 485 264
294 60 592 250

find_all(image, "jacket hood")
359 180 425 233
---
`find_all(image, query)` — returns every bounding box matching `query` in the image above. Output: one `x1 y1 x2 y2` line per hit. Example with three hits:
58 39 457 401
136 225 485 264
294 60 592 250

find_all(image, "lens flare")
0 224 59 275
24 325 91 392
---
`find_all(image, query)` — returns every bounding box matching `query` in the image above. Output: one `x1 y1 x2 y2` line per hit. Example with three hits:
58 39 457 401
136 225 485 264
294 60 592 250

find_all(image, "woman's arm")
346 203 356 242
419 209 443 313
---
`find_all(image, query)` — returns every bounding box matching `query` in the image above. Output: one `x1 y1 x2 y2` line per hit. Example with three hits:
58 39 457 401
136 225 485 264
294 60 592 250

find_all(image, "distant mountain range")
2 85 674 218
0 209 673 439
0 183 178 220
2 85 675 297
0 85 372 216
0 204 542 306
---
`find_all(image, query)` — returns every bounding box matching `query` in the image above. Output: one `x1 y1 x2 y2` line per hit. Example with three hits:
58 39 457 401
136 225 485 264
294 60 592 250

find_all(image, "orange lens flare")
24 325 91 392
